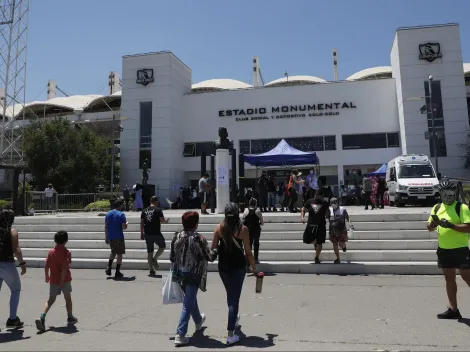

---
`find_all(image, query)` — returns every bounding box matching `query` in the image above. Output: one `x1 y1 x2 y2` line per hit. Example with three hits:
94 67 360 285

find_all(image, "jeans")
219 268 246 331
0 261 21 319
176 283 202 336
376 190 385 208
268 192 276 209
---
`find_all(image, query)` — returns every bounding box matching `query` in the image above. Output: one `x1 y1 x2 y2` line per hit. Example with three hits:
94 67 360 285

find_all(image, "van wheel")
397 202 405 207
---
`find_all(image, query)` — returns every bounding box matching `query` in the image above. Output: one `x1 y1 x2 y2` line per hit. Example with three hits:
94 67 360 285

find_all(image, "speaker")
141 184 155 208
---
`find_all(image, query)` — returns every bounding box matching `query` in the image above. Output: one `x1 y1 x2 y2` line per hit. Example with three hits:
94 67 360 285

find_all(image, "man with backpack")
242 198 264 264
427 180 470 320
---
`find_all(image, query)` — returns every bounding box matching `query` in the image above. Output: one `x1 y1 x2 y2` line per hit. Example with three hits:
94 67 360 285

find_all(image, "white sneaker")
235 314 240 328
195 313 206 331
227 334 240 345
174 334 190 346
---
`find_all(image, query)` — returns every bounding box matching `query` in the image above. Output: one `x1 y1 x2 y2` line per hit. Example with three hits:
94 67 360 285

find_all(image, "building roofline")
396 23 458 32
122 50 191 71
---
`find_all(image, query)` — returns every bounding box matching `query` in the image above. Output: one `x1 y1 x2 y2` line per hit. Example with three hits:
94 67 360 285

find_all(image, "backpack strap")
456 201 462 219
434 202 462 219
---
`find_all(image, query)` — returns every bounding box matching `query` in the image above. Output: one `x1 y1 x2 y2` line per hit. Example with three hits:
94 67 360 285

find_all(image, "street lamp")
110 115 124 198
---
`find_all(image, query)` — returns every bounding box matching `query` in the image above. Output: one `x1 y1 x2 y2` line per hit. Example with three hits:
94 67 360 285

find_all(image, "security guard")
427 180 470 319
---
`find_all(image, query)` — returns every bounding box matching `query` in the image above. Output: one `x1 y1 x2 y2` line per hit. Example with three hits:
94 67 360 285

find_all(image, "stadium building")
3 23 470 200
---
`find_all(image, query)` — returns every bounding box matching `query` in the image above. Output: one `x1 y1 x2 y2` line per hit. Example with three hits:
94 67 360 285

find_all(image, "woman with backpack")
242 198 264 264
211 203 257 345
328 197 353 264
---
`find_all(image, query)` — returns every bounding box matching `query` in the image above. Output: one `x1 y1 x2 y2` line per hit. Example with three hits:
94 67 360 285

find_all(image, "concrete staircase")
15 208 441 275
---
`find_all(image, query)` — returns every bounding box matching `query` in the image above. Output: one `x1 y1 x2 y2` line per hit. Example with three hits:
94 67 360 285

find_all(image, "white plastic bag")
348 227 354 239
162 271 184 305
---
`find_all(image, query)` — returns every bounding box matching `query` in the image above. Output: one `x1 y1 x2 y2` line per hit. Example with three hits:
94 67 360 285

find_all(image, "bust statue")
214 127 233 151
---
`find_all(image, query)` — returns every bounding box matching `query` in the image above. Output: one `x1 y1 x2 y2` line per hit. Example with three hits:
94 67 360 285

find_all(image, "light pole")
110 115 123 198
428 75 439 175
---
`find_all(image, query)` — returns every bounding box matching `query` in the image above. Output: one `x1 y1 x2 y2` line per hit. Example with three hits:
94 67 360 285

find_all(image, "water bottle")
255 272 264 293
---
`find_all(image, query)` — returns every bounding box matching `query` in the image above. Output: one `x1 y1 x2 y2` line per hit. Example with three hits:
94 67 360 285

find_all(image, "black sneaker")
314 257 321 264
35 317 46 332
67 316 78 325
437 307 462 320
105 268 112 276
149 269 156 276
342 247 347 253
6 317 24 329
334 259 340 264
114 271 124 279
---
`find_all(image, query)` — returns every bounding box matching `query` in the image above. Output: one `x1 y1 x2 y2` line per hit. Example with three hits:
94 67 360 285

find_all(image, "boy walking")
35 231 77 332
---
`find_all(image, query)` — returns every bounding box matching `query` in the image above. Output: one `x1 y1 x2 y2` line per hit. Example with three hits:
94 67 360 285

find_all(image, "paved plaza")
1 269 470 351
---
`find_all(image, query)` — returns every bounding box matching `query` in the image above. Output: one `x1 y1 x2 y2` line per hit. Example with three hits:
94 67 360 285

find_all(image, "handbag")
348 227 354 239
162 271 184 305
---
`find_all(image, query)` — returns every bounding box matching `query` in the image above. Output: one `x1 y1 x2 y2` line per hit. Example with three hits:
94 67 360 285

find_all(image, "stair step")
19 239 438 250
21 257 441 275
21 248 438 262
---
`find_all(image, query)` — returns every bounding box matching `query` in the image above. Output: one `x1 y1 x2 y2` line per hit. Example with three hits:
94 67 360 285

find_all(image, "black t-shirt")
377 178 386 191
304 198 330 226
141 206 164 235
267 178 276 192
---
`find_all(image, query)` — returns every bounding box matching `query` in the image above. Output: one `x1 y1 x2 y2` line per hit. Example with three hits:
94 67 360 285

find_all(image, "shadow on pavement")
237 329 277 348
148 273 163 279
177 327 277 349
106 276 136 282
458 318 470 328
49 325 79 334
0 328 31 343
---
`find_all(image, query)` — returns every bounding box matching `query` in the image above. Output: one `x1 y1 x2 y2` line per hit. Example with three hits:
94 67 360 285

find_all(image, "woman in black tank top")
0 209 26 329
211 203 257 345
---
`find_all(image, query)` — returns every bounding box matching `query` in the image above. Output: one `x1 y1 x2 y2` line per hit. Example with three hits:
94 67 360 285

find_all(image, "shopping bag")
162 271 184 305
348 227 354 239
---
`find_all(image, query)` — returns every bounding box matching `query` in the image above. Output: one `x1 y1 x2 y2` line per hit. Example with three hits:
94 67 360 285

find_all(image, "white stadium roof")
264 75 326 86
191 79 252 91
346 66 393 81
3 62 470 119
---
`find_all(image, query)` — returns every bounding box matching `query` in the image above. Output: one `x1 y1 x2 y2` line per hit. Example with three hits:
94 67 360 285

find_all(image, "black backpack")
244 208 260 229
434 202 462 218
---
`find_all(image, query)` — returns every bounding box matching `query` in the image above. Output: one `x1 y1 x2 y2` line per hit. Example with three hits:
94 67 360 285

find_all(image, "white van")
386 154 440 207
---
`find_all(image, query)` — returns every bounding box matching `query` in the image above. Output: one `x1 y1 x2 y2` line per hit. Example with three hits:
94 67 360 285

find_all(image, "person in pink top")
35 231 78 332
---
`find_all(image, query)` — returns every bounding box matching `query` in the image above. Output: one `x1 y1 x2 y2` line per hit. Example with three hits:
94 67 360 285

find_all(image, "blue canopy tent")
368 163 387 177
243 139 319 167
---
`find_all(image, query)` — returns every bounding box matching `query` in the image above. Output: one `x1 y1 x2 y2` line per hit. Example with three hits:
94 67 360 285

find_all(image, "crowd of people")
1 179 470 347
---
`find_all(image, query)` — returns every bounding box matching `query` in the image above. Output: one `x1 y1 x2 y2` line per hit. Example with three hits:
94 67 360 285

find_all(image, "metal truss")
0 0 29 167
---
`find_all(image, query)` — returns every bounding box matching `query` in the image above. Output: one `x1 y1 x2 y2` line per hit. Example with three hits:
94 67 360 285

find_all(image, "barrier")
25 191 58 213
26 192 97 213
57 193 96 212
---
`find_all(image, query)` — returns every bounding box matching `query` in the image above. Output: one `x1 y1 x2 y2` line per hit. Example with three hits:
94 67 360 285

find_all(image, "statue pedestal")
216 149 230 214
141 184 155 208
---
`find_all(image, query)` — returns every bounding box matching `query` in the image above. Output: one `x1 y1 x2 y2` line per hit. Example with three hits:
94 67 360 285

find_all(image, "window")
240 140 250 154
183 143 195 157
324 136 336 151
182 142 213 157
386 133 400 148
398 164 435 179
251 138 281 154
286 136 324 151
139 102 152 149
195 142 213 156
139 102 152 167
424 80 447 157
342 133 387 150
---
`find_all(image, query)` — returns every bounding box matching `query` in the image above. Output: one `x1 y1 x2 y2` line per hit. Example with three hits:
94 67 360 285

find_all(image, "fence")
25 192 97 213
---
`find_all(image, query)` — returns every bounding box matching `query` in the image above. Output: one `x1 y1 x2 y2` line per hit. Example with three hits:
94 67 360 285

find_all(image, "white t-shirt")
44 187 54 198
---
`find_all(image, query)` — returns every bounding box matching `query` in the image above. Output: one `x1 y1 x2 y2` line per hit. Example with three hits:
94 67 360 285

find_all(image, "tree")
22 118 116 193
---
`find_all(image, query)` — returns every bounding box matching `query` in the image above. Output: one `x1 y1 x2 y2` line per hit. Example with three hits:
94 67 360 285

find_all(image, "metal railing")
25 191 97 213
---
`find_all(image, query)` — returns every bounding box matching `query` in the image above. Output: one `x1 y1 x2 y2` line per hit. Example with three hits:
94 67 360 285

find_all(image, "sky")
25 0 470 101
